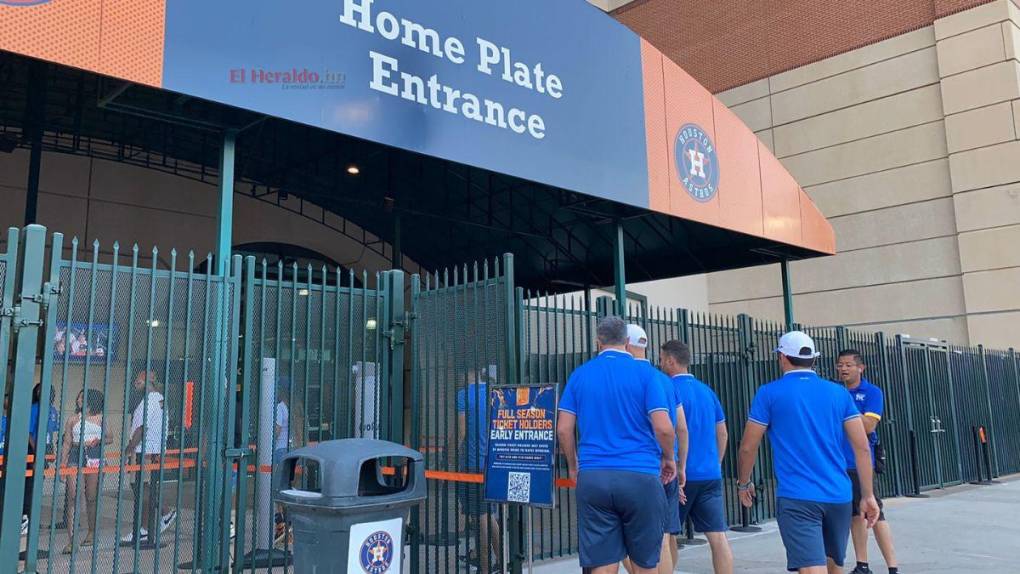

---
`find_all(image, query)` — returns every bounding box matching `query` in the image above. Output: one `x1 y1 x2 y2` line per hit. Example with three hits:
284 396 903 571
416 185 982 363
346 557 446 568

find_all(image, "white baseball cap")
775 331 820 359
626 324 649 348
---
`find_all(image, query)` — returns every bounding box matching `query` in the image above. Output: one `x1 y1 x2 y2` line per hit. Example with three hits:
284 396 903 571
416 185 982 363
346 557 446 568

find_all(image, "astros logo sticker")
674 123 719 202
359 531 395 574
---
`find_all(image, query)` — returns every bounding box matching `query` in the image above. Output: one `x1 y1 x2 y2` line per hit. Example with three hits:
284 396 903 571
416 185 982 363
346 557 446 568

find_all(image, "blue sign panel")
163 0 650 209
484 384 557 508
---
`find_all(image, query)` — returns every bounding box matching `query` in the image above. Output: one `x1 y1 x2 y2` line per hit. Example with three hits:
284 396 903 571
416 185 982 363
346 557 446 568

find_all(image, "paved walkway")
533 476 1020 573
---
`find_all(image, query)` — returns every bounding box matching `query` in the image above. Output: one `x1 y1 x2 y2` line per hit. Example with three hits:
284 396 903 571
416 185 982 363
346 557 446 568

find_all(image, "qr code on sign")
507 472 531 503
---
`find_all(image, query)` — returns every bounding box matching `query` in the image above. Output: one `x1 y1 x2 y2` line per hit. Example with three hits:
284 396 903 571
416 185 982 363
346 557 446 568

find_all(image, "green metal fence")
409 256 513 574
231 256 398 572
4 223 1020 573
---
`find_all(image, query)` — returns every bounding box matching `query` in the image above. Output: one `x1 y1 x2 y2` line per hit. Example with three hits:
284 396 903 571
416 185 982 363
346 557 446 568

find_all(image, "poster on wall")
52 322 117 361
483 384 558 508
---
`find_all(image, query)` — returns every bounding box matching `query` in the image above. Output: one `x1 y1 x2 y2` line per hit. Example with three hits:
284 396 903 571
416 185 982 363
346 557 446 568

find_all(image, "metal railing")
3 224 1020 573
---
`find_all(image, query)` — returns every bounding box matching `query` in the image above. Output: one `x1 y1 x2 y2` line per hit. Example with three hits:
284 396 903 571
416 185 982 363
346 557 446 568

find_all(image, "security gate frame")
898 337 964 490
6 223 1020 573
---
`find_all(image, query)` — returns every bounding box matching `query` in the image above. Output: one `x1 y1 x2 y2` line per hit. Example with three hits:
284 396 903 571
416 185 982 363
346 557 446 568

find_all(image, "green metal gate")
984 348 1020 476
899 339 963 490
409 256 516 574
232 257 401 572
0 225 241 573
7 223 1020 574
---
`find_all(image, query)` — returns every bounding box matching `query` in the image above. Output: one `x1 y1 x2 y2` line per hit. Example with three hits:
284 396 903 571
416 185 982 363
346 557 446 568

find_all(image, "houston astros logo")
0 0 53 5
674 123 719 202
359 531 395 573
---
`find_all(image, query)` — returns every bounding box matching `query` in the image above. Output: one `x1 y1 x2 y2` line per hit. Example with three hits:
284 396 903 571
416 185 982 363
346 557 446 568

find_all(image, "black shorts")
848 469 885 521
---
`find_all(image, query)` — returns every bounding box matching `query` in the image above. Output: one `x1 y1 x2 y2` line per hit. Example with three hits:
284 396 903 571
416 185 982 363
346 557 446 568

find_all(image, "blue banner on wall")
163 0 649 210
483 384 558 508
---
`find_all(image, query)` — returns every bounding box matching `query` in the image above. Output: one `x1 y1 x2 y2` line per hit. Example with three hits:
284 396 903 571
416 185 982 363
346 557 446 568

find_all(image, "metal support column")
0 225 47 566
23 63 48 226
780 259 794 329
392 211 402 270
978 345 1000 477
216 129 237 276
613 221 626 315
385 269 406 443
502 253 524 574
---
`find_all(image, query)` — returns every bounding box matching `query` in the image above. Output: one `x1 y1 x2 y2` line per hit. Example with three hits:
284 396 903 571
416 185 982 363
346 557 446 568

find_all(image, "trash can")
275 439 426 574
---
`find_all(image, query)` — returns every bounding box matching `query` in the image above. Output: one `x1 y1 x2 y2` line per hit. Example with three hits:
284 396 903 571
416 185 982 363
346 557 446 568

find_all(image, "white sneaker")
120 528 148 544
21 515 28 536
159 509 177 534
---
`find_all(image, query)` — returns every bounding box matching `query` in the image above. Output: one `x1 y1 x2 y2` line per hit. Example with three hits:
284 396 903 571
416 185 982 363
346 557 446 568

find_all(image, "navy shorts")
776 497 852 572
576 469 666 569
677 479 728 533
663 478 681 535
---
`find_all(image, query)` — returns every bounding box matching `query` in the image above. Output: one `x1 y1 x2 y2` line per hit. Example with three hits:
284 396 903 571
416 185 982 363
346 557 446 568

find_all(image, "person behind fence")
736 331 880 574
121 370 176 546
621 324 688 574
836 349 900 574
20 383 62 537
557 316 677 574
456 364 501 574
659 340 735 574
273 377 291 539
60 389 109 554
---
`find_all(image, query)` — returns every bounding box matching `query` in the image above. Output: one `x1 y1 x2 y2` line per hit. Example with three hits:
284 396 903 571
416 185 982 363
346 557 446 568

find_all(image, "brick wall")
613 0 1006 92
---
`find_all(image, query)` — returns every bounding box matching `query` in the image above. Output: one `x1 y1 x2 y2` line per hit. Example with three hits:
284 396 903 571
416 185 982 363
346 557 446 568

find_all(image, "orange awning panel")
641 38 835 255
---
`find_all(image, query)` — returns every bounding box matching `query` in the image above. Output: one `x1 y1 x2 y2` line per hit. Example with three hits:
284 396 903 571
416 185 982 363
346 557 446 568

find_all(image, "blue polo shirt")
673 374 726 481
456 382 488 470
637 358 681 458
842 379 883 470
748 370 861 503
559 350 670 475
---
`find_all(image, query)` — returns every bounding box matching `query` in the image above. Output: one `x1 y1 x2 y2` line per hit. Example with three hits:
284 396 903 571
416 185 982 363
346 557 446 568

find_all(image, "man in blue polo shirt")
660 340 734 574
622 324 688 574
737 331 879 574
558 316 677 574
837 349 900 574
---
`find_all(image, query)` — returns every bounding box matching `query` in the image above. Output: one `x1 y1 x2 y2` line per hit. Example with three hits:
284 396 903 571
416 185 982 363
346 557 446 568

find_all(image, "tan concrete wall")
937 0 1020 349
703 0 1020 349
0 149 403 276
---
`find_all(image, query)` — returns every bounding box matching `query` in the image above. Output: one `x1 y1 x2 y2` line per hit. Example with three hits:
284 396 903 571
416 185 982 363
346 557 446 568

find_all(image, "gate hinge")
0 307 13 318
9 306 45 328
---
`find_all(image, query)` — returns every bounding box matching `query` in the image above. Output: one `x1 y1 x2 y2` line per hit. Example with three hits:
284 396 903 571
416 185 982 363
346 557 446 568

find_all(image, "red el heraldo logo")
0 0 54 5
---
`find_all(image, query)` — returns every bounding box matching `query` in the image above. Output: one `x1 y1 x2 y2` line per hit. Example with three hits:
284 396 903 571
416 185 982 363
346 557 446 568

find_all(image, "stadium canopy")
0 0 834 293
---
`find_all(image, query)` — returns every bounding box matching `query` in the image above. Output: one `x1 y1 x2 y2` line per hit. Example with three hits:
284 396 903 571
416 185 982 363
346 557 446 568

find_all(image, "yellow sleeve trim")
864 412 882 420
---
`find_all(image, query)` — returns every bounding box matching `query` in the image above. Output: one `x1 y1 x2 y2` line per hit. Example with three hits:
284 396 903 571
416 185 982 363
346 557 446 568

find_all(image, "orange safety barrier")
0 446 200 466
7 446 582 489
14 457 199 478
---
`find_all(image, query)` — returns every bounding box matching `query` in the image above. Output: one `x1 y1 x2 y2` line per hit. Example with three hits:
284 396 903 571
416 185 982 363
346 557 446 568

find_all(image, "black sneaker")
851 566 873 574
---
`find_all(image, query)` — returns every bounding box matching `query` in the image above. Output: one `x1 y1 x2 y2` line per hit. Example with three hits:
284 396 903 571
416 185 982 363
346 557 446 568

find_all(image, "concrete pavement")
532 476 1020 573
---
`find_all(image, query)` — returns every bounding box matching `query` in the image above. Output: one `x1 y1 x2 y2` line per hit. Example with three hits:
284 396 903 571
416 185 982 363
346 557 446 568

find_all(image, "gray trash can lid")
276 439 426 507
